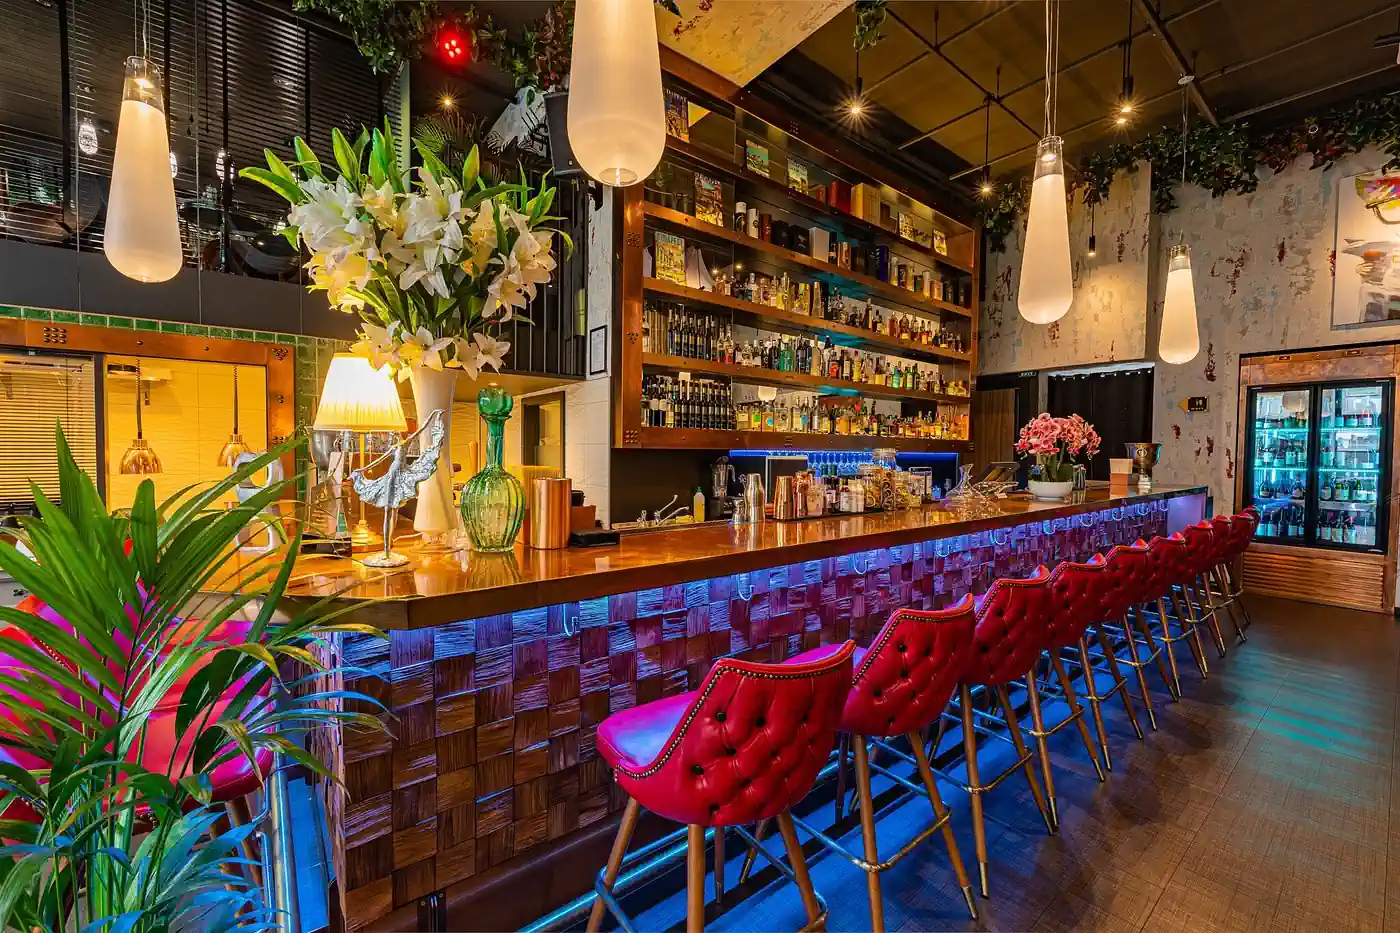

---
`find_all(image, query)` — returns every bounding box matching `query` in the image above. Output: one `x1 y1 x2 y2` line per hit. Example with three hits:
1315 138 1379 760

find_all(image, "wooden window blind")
0 350 99 507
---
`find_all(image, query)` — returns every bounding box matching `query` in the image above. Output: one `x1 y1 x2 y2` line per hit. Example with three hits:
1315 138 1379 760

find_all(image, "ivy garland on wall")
981 93 1400 253
295 0 679 83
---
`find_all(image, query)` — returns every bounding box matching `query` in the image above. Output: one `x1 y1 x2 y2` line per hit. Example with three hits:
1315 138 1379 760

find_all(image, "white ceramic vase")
407 364 462 538
1028 479 1074 501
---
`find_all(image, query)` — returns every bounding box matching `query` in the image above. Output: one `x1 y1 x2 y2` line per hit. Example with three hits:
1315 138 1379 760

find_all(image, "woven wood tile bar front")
298 487 1205 930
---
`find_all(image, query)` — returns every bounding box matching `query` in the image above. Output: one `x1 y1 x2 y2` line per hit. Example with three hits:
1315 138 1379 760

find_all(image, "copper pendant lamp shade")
119 360 162 474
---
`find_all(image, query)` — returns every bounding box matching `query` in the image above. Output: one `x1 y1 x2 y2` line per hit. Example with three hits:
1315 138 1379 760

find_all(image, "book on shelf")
664 89 689 141
933 230 948 256
654 231 687 286
745 140 770 178
694 172 724 226
787 160 809 196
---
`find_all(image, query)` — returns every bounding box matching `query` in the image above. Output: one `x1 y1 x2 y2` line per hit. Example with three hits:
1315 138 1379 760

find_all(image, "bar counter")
314 484 1207 931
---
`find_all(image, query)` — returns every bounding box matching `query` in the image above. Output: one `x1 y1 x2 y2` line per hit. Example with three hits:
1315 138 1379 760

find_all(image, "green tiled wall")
0 304 353 489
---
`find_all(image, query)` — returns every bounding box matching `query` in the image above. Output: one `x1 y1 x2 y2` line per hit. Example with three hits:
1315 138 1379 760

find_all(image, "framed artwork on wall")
588 324 607 376
1332 169 1400 328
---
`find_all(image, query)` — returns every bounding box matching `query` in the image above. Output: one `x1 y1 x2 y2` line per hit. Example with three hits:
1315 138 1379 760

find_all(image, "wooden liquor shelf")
663 135 976 274
636 425 971 453
640 351 972 406
642 277 972 366
642 201 974 320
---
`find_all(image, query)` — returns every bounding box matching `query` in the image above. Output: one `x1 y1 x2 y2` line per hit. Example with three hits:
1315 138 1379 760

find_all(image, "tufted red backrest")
1045 555 1108 649
1210 515 1233 565
1146 534 1189 595
610 641 855 828
1100 542 1153 617
1231 510 1258 555
842 595 976 738
1181 522 1217 576
961 566 1052 686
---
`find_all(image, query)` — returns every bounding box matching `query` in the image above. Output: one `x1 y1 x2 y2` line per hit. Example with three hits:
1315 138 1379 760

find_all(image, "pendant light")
1160 77 1201 365
119 361 162 475
1115 0 1135 123
845 49 867 119
977 69 999 197
1087 203 1097 257
216 365 251 467
105 0 181 283
568 0 665 187
1018 0 1073 324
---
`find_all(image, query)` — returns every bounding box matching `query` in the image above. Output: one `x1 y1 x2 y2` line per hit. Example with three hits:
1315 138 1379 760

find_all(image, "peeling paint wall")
980 149 1400 511
1154 150 1400 511
981 163 1152 374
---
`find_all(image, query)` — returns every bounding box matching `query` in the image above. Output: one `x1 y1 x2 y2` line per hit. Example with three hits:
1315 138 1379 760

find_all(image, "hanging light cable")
217 364 251 467
846 48 867 119
978 68 999 196
1160 77 1201 364
1116 0 1135 121
1087 202 1097 257
568 0 665 187
1018 0 1073 324
105 0 182 283
119 360 162 474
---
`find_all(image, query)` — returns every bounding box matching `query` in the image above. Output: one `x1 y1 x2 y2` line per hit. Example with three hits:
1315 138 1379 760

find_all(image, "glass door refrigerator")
1244 380 1392 552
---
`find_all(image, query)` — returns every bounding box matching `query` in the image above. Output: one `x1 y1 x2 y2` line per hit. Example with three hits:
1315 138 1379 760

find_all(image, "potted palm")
241 121 569 547
1016 412 1102 500
0 428 386 931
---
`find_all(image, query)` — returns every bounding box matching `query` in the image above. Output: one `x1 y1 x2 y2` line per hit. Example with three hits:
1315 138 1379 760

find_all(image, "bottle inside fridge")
1250 388 1312 539
1315 384 1385 550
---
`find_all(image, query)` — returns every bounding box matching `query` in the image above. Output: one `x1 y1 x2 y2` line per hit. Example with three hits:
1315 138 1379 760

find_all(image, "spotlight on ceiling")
440 94 455 110
846 97 867 117
1115 115 1128 126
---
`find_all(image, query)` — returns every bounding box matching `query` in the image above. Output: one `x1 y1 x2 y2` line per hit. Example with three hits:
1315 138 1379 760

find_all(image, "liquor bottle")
1259 478 1274 499
841 350 853 382
1343 514 1358 545
1260 441 1274 466
826 338 839 379
1288 508 1304 538
1336 478 1351 502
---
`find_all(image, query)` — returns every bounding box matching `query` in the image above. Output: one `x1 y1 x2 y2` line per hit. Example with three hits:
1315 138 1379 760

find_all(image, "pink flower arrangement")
1015 412 1102 481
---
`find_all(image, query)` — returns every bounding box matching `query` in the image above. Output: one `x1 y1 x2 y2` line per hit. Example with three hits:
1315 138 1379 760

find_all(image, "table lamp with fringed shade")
314 354 407 549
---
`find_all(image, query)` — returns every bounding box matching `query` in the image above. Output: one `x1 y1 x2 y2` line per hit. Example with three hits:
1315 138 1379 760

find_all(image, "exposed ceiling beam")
897 0 1221 150
1223 66 1398 122
1130 0 1217 125
884 6 1044 145
866 1 1023 97
1197 7 1395 86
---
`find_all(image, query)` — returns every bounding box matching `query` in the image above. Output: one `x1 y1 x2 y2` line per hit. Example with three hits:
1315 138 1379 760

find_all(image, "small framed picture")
588 325 607 376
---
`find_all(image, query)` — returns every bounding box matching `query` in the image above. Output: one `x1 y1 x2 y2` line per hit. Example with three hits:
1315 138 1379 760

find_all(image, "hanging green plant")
853 0 888 51
982 93 1400 253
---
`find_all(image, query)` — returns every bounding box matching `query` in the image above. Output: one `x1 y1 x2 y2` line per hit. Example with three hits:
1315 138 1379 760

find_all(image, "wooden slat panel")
1242 544 1386 613
972 387 1016 474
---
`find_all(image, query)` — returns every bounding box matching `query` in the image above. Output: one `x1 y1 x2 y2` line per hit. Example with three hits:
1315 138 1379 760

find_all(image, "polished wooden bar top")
282 484 1206 629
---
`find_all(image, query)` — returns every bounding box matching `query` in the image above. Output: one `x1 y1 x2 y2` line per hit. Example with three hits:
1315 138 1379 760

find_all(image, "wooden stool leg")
1198 575 1229 658
1072 642 1114 773
1052 654 1105 781
908 730 976 920
1215 566 1248 643
687 824 706 933
1096 624 1143 739
587 797 641 933
851 738 885 933
1155 598 1185 697
833 733 851 824
1021 675 1060 829
960 684 990 898
1171 590 1209 678
996 684 1055 834
1118 614 1159 730
776 811 822 928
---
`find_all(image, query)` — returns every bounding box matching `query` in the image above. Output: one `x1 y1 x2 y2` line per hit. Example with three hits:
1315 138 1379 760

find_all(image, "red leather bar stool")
1044 556 1143 773
1144 534 1211 696
941 567 1056 898
588 642 856 933
1218 510 1259 633
1095 541 1176 730
780 598 980 930
1180 522 1230 660
1202 515 1250 647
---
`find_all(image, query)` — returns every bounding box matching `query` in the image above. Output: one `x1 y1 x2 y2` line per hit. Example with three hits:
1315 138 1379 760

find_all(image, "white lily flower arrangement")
241 121 570 380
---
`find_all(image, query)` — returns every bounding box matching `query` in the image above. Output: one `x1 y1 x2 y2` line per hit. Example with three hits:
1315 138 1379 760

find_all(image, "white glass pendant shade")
105 57 182 283
1160 243 1200 364
568 0 665 187
1018 136 1073 324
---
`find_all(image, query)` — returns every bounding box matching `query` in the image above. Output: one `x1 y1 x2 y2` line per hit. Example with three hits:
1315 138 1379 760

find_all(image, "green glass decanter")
460 387 525 552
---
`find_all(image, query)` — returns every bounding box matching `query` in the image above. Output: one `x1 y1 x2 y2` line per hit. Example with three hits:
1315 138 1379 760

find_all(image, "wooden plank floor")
615 595 1400 932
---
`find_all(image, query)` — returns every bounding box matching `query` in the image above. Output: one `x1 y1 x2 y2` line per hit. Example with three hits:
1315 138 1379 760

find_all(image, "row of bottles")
1320 476 1380 503
1319 510 1377 546
733 398 968 440
707 276 967 352
1321 408 1377 428
640 375 732 430
1256 507 1305 538
1255 479 1304 500
1321 439 1381 469
643 303 725 360
1255 413 1308 431
1257 439 1307 466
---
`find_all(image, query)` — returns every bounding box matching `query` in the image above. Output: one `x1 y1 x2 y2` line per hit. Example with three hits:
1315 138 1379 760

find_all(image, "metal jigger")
1125 442 1162 489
